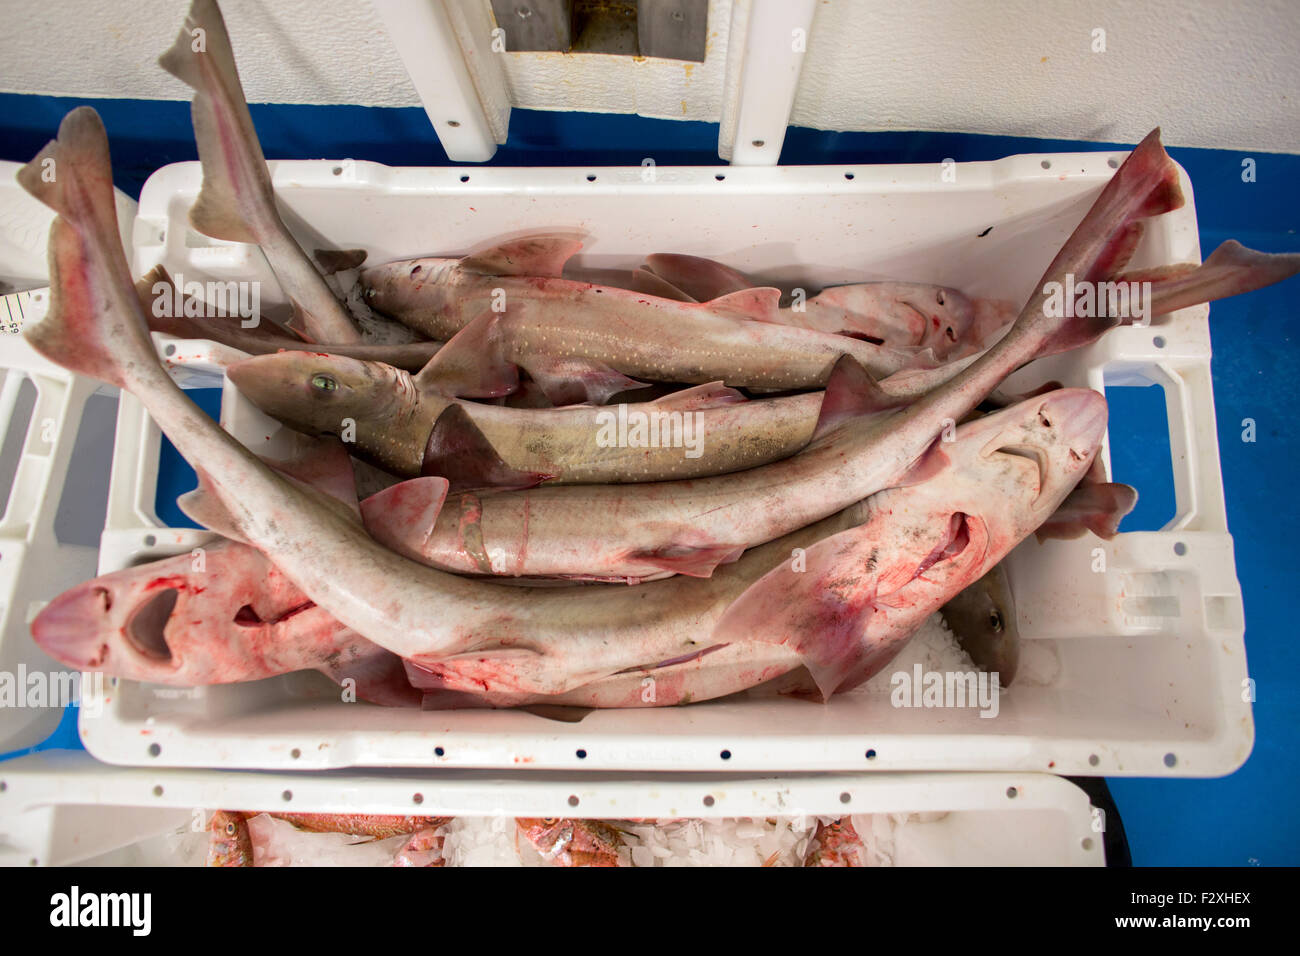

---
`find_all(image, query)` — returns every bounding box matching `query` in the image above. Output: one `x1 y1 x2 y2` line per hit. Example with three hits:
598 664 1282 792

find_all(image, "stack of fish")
20 0 1300 715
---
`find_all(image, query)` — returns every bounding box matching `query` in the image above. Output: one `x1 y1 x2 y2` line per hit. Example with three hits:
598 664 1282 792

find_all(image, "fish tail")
159 0 266 245
19 108 153 390
1032 128 1185 354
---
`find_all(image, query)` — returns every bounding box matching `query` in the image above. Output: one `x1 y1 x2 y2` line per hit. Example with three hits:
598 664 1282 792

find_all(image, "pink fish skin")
30 538 419 707
414 387 1109 706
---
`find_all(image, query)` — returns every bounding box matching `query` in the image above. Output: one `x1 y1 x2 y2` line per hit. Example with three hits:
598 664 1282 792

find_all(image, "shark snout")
31 582 179 675
1035 388 1109 457
31 582 116 669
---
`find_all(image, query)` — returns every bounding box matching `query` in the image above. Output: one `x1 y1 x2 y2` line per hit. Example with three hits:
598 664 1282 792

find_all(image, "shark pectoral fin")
625 544 746 578
711 530 884 700
314 248 368 275
812 354 905 440
896 438 950 487
1127 240 1300 318
178 471 252 544
412 311 519 398
628 266 698 303
705 287 784 323
522 355 650 406
358 476 451 557
644 253 754 302
650 381 747 411
1035 481 1138 542
422 404 553 493
459 234 584 277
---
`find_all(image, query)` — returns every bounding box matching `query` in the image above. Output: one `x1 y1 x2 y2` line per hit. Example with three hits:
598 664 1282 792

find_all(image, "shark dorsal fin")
459 234 584 278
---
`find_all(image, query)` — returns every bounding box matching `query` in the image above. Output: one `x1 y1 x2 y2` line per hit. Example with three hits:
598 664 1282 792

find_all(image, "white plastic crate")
0 751 1104 866
12 154 1253 776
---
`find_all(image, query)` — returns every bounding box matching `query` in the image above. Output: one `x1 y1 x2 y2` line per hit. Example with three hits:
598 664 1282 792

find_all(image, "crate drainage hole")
148 743 161 757
332 167 342 176
839 792 851 804
164 345 176 357
413 793 423 805
290 748 301 759
435 746 445 756
459 175 470 183
844 171 855 180
864 748 877 760
282 790 293 802
586 174 596 182
153 785 163 797
715 173 725 181
1041 160 1052 169
575 748 587 759
1089 753 1100 766
1006 786 1019 799
1153 335 1166 348
751 140 765 148
720 749 731 760
703 795 715 807
447 120 460 128
1108 157 1120 168
1082 837 1094 851
1164 752 1177 768
1174 541 1188 556
567 795 579 807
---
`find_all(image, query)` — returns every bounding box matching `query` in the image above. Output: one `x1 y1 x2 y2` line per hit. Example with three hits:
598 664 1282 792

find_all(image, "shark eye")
311 374 338 392
936 290 945 306
989 610 1003 632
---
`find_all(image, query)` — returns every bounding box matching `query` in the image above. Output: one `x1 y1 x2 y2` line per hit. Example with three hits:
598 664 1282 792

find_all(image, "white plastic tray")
5 154 1252 776
0 751 1103 866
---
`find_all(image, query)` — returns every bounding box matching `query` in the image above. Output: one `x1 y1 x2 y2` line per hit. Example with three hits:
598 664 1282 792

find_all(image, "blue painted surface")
1 94 1296 865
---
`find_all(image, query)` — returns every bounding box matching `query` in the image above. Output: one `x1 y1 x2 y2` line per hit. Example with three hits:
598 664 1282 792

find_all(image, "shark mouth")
989 442 1049 504
124 588 178 662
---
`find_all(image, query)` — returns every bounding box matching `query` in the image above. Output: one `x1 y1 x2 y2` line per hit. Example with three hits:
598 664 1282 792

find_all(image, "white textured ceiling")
0 0 1297 153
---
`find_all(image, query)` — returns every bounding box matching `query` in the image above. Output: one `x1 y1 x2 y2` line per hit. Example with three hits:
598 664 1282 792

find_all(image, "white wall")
1 0 1297 153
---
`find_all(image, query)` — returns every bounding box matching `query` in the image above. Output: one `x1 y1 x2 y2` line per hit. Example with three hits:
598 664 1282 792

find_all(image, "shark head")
359 256 463 319
228 350 420 438
30 541 326 685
